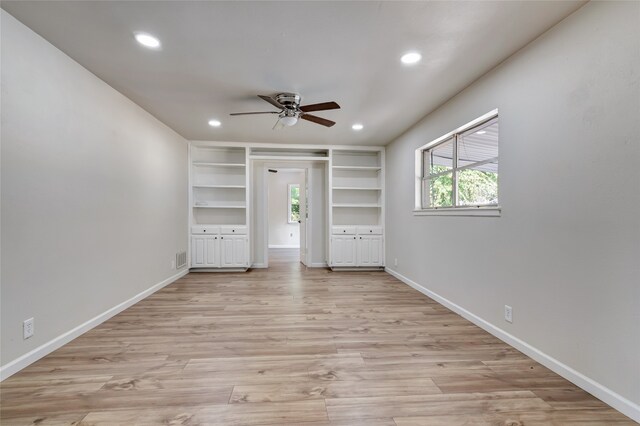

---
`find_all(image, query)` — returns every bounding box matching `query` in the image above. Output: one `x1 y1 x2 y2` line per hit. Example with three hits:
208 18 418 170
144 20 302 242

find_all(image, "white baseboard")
384 267 640 423
0 269 189 381
268 244 300 249
308 262 328 268
251 263 268 268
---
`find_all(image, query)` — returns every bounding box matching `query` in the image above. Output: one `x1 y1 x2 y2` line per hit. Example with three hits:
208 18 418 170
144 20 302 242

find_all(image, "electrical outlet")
23 318 34 339
504 305 513 323
394 258 398 267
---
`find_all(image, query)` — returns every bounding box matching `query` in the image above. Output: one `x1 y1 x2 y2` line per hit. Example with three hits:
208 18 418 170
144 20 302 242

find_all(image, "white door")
358 235 384 266
299 169 308 266
221 235 247 267
331 235 357 267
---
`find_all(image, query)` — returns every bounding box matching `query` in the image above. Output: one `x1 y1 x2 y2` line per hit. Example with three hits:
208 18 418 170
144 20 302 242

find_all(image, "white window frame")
414 109 501 217
287 183 300 224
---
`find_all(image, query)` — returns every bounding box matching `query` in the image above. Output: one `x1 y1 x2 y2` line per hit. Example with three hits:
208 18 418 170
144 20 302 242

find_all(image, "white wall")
385 1 639 420
268 170 304 248
0 11 188 375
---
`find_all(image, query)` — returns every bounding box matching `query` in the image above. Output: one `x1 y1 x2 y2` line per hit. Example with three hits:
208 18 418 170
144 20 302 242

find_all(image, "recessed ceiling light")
208 119 221 127
352 123 364 131
401 52 422 65
134 32 161 49
476 130 486 135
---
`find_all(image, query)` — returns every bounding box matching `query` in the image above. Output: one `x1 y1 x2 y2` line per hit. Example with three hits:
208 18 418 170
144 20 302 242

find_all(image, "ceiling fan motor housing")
275 93 301 110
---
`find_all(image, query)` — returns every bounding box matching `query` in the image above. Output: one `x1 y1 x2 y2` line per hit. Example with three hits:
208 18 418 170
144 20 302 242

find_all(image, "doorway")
251 158 327 269
267 168 307 266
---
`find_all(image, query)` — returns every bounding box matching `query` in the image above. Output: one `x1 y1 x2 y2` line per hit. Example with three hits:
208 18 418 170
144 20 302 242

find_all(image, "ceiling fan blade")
272 118 284 130
300 114 336 127
299 101 340 113
230 111 280 116
258 95 284 109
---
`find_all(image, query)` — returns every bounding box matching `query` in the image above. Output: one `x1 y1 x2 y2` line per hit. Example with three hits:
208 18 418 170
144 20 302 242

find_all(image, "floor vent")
176 251 187 269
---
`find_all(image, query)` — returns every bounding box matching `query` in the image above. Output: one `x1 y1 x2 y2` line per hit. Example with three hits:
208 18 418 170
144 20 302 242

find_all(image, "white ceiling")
1 1 585 146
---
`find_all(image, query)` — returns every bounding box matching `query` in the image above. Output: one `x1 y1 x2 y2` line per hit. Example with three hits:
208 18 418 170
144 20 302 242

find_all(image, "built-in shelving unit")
331 149 383 226
190 144 249 270
329 149 385 269
188 142 383 271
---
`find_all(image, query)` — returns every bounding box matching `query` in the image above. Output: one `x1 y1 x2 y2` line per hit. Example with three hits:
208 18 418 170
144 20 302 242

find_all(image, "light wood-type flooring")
1 249 635 425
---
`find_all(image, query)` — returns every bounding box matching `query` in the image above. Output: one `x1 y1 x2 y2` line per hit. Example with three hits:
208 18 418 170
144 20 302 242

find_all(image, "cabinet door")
331 236 357 267
191 236 207 267
221 235 247 268
192 236 219 267
358 235 384 267
205 236 220 267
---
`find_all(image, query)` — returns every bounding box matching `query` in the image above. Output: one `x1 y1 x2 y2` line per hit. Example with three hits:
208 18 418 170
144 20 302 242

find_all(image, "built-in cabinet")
330 226 384 268
190 144 249 270
189 143 384 271
191 225 248 268
329 149 385 269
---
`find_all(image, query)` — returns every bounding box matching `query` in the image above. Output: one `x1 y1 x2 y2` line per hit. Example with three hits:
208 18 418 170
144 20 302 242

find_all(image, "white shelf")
333 187 381 191
332 166 381 171
194 203 246 209
193 162 246 168
193 184 246 189
333 204 382 208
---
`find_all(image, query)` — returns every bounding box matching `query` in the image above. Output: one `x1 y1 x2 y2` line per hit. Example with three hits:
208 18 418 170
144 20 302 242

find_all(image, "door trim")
255 159 327 269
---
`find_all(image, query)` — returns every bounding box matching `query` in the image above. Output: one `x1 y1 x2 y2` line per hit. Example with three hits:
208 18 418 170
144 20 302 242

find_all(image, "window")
288 184 300 223
415 110 499 215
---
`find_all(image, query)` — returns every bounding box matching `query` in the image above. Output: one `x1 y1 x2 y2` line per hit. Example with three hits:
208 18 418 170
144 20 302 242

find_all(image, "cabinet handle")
221 237 224 240
353 237 356 239
360 237 362 239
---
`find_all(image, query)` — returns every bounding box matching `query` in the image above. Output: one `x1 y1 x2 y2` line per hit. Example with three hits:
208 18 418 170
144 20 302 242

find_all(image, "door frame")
266 167 308 265
255 159 327 269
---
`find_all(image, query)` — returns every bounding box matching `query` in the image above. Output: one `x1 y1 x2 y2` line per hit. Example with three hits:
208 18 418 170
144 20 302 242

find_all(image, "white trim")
384 267 640 423
309 262 328 268
0 269 189 381
414 206 501 217
250 262 268 268
268 244 300 249
190 268 248 272
191 140 385 152
250 155 329 162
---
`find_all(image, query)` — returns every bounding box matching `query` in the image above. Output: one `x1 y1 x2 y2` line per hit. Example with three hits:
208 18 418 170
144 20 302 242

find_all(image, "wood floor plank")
79 400 328 425
325 391 554 420
230 377 441 403
1 248 634 424
394 409 635 426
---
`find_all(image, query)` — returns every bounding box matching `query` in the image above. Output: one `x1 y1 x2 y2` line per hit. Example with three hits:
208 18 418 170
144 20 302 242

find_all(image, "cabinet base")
329 266 385 272
189 267 248 273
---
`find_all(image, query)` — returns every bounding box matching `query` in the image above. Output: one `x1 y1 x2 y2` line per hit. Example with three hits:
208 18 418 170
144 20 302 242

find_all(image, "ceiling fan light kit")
230 93 340 129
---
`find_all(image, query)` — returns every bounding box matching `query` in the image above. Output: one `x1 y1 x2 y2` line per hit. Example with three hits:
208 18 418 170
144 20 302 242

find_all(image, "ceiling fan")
230 93 340 128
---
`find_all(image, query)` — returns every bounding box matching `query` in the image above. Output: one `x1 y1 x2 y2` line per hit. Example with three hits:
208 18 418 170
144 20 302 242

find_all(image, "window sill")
413 206 501 217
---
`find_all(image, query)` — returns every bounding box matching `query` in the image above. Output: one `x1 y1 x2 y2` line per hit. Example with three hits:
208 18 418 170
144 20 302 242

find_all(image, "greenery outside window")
415 110 500 216
288 184 300 223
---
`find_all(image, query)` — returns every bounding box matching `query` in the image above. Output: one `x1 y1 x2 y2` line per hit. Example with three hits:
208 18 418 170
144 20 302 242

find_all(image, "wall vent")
176 251 187 269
